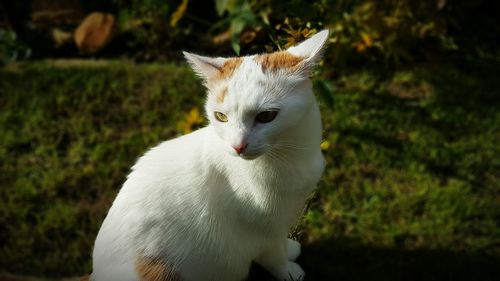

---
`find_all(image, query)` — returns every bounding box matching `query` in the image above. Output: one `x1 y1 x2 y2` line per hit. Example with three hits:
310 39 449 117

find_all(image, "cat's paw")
283 261 305 281
287 239 301 261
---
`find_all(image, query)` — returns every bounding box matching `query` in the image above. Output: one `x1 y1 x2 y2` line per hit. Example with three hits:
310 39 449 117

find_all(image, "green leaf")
215 0 229 16
230 17 246 55
231 39 241 55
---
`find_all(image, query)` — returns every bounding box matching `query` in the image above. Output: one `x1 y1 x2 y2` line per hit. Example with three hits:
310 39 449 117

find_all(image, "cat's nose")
232 143 248 154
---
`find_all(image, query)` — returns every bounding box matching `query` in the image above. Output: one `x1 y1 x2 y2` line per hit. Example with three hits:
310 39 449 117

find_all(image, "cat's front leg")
256 239 305 281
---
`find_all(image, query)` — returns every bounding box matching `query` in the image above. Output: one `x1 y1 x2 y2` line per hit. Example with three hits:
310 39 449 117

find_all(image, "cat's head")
184 30 329 159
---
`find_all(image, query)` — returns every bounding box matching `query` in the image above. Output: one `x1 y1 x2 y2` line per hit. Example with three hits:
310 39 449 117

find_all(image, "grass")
0 58 499 280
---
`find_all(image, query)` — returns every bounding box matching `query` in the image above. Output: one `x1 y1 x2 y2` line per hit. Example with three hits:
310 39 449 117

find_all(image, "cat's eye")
214 112 228 122
255 111 278 123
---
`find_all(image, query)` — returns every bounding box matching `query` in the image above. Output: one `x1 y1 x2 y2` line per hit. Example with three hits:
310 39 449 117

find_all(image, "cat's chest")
217 152 324 218
224 152 323 190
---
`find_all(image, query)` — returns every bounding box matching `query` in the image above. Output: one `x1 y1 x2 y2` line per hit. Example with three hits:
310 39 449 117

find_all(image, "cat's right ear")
183 52 227 82
287 29 330 72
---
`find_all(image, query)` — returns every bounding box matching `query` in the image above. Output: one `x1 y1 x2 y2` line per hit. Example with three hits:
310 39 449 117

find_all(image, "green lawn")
0 58 499 280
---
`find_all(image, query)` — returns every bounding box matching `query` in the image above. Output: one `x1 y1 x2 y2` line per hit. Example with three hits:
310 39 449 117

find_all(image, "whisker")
269 142 313 151
266 146 294 168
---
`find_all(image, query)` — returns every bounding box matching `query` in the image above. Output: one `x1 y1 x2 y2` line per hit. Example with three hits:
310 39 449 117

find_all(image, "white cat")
90 30 329 281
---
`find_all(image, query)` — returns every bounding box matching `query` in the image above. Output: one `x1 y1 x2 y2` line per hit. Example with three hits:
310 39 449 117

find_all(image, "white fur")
91 30 329 281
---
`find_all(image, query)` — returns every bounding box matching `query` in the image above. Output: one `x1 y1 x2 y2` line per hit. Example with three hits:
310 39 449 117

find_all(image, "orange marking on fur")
216 87 228 103
136 256 180 281
79 275 91 281
216 58 243 80
255 51 303 72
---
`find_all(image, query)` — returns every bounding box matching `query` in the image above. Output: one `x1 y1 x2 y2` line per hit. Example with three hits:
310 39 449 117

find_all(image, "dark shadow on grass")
300 237 500 281
247 235 500 281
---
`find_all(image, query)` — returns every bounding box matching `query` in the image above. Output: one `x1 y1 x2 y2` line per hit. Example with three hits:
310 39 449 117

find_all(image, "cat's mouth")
239 153 259 160
232 148 262 160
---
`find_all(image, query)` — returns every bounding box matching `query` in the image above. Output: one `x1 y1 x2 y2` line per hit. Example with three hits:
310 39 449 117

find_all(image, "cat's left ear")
287 29 330 71
183 52 228 83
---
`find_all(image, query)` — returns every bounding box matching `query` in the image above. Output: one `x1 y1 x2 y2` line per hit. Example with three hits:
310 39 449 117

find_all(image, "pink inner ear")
216 87 228 104
286 29 330 63
183 52 224 79
184 52 243 84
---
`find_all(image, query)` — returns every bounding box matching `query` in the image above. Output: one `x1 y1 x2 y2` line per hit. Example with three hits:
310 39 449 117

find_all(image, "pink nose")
232 144 248 154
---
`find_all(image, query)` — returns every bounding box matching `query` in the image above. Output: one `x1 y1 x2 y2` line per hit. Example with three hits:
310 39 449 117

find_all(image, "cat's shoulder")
131 127 210 174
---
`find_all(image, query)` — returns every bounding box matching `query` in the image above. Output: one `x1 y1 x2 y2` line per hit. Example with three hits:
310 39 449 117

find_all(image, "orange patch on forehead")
136 256 180 281
216 58 243 80
216 87 228 103
255 51 303 72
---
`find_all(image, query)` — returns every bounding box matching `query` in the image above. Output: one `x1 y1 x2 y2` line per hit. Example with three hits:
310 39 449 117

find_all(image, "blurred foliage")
0 29 31 65
214 0 258 55
112 0 188 60
176 107 206 134
3 0 497 66
213 0 458 64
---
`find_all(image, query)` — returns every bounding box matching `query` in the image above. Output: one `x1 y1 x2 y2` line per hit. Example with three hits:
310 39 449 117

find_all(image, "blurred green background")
1 0 499 280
